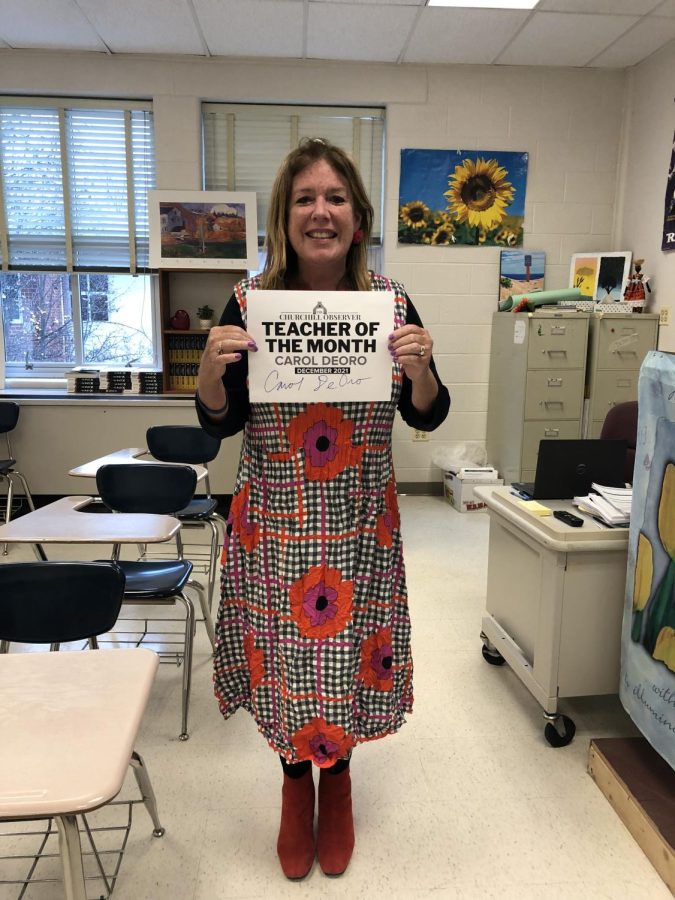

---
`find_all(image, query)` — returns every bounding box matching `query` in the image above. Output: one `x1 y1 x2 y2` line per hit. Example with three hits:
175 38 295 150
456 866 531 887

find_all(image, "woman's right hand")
198 325 258 385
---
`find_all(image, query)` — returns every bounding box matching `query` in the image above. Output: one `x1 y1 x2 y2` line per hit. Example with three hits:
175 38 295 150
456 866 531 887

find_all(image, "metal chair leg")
12 470 35 510
2 473 14 556
176 591 195 741
130 750 165 837
55 814 87 900
89 636 99 649
0 639 9 653
188 577 215 650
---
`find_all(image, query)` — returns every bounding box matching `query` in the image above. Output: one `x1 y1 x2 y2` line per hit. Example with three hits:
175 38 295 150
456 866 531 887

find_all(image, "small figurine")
624 258 652 310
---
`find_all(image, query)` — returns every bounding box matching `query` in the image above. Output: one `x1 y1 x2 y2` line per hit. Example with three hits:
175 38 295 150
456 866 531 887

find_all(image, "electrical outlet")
660 307 670 326
412 429 430 442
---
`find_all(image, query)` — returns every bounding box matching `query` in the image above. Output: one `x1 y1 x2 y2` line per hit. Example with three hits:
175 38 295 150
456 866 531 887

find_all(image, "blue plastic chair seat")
176 497 218 520
0 458 16 473
96 559 193 600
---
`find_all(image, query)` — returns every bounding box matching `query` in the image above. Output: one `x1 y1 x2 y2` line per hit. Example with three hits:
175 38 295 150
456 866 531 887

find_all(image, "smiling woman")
195 137 450 882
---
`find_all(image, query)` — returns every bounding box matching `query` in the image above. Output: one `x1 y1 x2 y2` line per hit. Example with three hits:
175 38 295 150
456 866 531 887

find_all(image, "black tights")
280 755 350 778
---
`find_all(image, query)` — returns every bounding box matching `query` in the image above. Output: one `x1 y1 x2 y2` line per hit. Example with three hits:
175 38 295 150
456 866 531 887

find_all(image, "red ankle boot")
276 769 315 879
317 767 354 876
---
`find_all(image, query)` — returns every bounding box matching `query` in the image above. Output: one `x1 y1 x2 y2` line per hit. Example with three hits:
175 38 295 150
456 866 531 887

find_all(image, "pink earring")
352 229 364 245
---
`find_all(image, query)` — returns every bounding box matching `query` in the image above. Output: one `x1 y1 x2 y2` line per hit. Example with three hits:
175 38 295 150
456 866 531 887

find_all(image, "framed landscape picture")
569 251 632 302
499 250 545 306
149 190 258 270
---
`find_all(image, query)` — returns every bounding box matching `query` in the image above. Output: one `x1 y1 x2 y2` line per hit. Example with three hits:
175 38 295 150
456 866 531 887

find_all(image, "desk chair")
600 400 638 484
0 562 164 899
96 463 215 740
146 425 226 610
0 401 36 556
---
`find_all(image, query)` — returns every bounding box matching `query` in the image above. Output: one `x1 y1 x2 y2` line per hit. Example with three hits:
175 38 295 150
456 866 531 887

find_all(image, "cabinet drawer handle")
542 400 564 407
544 428 560 437
543 349 568 355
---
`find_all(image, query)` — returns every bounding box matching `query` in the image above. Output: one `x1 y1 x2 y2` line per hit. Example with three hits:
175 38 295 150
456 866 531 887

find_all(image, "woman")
196 138 450 879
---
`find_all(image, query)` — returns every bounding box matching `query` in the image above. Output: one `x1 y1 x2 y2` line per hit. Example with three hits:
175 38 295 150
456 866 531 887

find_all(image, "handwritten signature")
263 370 372 394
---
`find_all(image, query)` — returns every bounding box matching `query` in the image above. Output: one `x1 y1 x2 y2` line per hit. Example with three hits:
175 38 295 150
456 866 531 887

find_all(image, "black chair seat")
176 497 219 520
0 458 16 473
96 559 193 599
0 562 125 644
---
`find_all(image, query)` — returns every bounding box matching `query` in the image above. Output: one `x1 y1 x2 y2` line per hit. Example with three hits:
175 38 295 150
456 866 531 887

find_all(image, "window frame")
201 102 386 247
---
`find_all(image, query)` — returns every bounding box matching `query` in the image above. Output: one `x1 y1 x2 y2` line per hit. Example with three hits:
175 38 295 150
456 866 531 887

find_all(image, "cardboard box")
443 467 503 512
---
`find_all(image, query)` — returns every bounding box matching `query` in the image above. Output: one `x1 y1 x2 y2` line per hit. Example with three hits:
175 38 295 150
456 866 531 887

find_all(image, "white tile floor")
1 496 670 899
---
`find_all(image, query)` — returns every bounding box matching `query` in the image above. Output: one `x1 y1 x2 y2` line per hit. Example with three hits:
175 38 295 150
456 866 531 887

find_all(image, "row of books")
65 368 164 395
166 362 199 391
574 483 632 527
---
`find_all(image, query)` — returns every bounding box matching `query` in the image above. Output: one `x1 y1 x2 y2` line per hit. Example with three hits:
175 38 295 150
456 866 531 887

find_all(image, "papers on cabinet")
573 483 632 526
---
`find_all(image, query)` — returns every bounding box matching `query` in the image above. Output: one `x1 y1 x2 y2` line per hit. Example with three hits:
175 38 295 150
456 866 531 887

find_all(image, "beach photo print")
499 250 545 307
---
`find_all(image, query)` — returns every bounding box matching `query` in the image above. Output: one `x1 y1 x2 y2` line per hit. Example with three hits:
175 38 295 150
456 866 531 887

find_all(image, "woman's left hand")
388 324 433 381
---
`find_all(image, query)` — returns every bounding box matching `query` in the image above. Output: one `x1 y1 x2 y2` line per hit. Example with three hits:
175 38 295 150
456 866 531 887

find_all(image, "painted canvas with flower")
398 148 528 247
621 352 675 770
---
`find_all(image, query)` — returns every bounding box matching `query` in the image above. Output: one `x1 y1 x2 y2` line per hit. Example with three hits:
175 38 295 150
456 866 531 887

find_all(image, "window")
0 97 157 378
202 104 385 245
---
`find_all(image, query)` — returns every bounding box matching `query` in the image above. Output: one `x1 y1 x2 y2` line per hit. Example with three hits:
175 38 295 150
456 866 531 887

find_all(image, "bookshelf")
158 269 245 394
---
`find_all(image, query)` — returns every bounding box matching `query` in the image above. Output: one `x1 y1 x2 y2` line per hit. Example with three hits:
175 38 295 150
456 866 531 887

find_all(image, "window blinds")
0 99 155 272
202 104 385 242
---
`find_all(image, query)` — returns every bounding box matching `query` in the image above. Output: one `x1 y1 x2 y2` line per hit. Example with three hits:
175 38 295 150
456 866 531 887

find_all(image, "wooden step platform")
588 737 675 894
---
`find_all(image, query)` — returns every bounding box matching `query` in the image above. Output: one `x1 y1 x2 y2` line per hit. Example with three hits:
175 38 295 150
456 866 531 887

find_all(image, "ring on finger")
217 342 224 356
418 343 426 358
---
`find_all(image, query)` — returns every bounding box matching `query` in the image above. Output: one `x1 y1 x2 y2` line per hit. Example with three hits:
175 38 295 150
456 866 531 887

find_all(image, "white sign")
247 290 394 403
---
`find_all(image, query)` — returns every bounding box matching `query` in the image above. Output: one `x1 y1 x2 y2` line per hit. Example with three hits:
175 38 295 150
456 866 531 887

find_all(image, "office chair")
600 400 638 484
0 401 36 556
146 425 226 610
95 462 215 740
0 561 165 895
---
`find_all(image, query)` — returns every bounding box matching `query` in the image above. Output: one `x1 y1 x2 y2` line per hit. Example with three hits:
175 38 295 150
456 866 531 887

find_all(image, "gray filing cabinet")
486 311 589 485
585 312 660 438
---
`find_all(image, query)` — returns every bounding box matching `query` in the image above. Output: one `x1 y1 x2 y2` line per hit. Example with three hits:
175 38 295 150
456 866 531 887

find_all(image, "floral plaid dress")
208 274 447 767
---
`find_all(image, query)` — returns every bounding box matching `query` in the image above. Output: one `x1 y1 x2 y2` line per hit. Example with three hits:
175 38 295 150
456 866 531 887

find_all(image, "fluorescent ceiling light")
427 1 540 9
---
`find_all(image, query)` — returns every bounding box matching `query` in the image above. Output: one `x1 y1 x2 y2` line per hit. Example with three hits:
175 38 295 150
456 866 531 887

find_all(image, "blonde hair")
260 137 374 292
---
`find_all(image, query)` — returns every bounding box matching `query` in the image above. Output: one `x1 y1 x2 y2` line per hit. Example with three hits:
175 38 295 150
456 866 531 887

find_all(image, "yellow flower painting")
398 148 528 247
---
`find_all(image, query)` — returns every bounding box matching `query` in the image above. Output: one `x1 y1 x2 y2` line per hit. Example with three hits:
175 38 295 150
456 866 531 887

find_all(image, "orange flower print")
229 482 259 553
358 628 394 691
291 716 354 768
376 479 401 548
243 632 265 691
285 403 362 481
289 565 353 639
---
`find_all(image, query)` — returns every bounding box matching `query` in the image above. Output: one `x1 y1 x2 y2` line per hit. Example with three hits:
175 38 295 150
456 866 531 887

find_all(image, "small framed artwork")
569 251 632 302
499 250 545 306
149 190 258 270
594 251 632 303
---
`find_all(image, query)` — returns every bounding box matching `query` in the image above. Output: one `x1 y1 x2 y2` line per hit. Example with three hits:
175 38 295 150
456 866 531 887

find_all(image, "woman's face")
287 159 360 277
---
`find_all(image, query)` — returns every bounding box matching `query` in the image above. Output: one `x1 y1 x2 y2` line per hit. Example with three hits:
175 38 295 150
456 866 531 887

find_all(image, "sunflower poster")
398 148 528 247
620 352 675 770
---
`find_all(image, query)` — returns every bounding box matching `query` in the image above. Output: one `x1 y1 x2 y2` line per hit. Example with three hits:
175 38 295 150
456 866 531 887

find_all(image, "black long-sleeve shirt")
197 292 450 438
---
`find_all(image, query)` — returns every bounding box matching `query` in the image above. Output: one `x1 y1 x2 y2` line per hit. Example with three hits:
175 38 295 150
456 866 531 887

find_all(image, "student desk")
0 495 180 559
474 485 630 747
68 447 207 483
0 648 162 900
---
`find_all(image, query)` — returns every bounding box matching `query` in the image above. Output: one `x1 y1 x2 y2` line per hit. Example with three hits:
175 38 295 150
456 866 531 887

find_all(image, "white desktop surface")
0 648 158 819
69 448 207 482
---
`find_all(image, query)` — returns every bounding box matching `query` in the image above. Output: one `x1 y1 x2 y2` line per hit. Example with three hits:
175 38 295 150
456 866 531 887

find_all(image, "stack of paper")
574 483 632 526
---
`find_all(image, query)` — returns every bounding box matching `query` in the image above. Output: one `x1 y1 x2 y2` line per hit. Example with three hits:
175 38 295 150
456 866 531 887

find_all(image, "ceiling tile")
194 0 304 58
0 0 105 51
403 8 529 65
496 11 639 67
539 0 661 14
307 3 418 62
78 0 205 54
590 16 675 67
311 0 425 4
